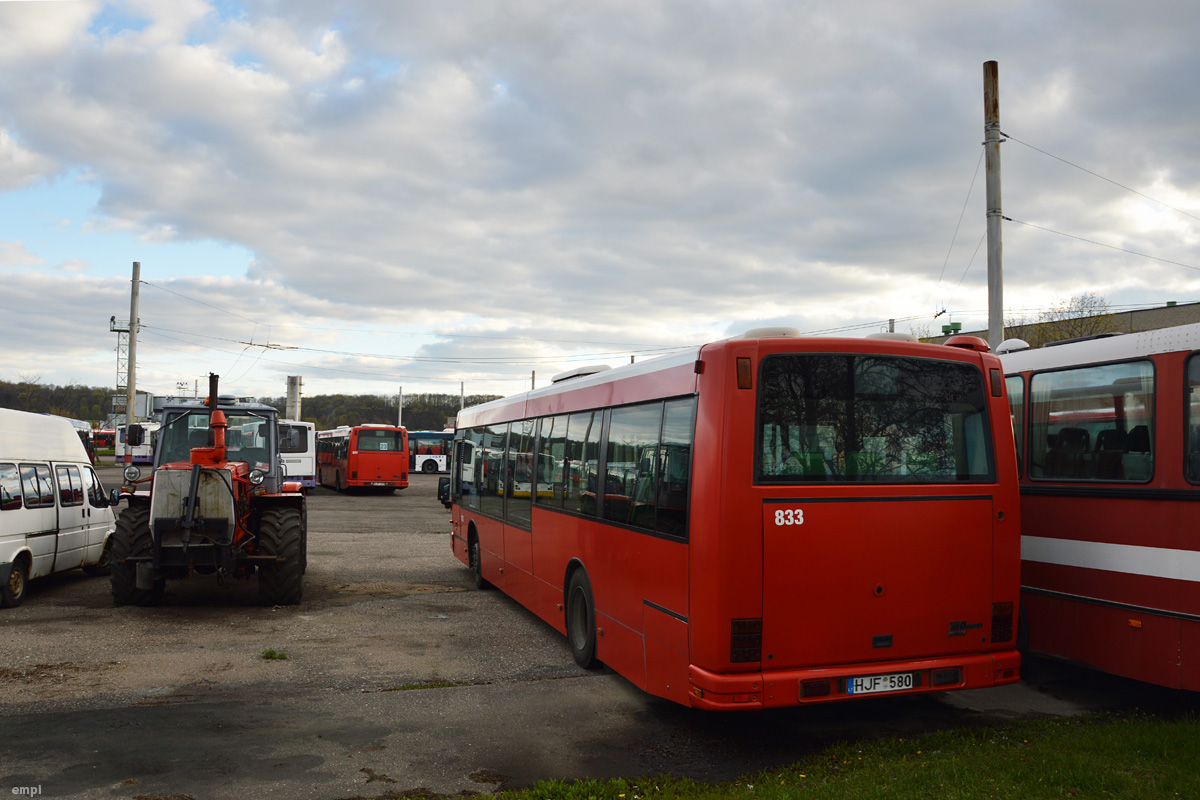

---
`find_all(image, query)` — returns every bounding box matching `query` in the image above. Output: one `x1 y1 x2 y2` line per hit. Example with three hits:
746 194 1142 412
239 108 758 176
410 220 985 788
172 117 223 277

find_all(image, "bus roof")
0 408 93 463
457 331 996 428
999 322 1200 374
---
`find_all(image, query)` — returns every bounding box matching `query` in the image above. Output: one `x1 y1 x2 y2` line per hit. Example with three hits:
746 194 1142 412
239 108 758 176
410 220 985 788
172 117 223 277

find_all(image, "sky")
2 0 1199 408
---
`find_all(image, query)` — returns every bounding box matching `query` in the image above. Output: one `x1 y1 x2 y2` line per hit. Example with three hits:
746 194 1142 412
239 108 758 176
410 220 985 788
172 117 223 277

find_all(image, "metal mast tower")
110 315 131 424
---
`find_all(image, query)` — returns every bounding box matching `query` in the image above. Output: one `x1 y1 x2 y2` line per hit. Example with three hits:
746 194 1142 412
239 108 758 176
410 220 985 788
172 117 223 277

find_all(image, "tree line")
0 379 499 432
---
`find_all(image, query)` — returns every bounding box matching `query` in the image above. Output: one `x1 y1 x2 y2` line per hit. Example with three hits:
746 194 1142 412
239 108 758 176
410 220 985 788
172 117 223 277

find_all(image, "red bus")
316 424 409 492
1001 323 1200 691
439 330 1022 710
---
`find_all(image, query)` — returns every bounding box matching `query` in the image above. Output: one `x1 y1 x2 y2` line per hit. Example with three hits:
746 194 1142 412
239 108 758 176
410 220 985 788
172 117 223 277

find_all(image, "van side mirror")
437 476 451 508
110 489 122 506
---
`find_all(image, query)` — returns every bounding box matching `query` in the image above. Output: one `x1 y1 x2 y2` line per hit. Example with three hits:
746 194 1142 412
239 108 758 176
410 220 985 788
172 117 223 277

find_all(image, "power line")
1005 216 1200 272
1004 132 1200 224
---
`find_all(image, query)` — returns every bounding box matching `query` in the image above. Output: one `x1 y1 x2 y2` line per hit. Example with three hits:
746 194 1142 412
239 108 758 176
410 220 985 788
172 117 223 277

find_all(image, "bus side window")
0 463 22 511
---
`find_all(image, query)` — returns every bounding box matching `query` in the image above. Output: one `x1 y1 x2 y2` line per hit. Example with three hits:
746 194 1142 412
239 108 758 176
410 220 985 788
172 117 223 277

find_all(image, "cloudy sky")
2 0 1199 406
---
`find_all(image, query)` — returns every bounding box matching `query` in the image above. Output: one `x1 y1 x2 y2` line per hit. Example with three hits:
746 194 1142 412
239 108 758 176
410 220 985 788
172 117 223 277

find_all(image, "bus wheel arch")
1 553 30 608
565 564 599 669
467 525 491 590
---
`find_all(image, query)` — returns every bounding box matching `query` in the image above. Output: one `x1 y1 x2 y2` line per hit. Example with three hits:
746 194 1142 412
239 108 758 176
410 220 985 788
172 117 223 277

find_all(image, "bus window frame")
1025 356 1156 485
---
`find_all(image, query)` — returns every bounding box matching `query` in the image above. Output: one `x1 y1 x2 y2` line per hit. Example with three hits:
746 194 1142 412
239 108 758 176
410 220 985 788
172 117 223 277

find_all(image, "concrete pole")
984 61 1004 350
398 386 403 427
125 262 140 465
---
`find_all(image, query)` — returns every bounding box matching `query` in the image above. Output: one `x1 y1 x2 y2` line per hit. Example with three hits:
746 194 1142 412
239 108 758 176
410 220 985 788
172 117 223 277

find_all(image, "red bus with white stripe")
316 425 409 492
441 330 1022 710
1001 323 1200 690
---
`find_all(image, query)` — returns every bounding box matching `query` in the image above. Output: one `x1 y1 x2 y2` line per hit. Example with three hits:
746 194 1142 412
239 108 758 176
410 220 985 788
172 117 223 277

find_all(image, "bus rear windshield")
356 429 406 452
757 354 994 483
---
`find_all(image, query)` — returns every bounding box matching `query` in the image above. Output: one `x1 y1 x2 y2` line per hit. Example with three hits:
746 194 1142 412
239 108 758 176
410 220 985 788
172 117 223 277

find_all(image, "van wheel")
110 506 162 607
257 507 304 605
2 557 28 608
82 537 113 577
566 569 599 669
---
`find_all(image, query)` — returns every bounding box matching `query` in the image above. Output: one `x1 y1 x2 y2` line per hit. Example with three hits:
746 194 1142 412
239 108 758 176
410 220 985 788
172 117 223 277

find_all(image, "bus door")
761 495 997 669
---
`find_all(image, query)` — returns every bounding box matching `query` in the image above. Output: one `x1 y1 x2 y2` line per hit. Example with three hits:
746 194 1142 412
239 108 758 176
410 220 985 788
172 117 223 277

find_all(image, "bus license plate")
847 671 916 695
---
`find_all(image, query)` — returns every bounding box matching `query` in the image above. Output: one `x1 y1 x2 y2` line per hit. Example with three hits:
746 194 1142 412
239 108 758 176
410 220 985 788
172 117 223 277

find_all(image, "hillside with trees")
0 378 499 431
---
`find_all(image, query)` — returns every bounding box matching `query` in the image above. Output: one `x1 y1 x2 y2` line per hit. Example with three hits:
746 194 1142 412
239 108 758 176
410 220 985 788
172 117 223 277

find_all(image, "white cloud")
0 240 45 268
0 0 1199 400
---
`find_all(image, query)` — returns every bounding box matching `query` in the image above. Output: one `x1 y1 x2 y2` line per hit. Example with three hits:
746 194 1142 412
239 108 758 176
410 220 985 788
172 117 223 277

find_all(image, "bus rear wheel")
567 569 599 669
421 459 437 474
469 535 492 590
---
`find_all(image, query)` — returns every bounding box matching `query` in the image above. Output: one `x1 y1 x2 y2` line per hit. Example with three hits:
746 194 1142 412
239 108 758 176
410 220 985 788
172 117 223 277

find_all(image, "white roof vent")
995 338 1031 355
743 327 801 339
551 364 612 384
867 332 918 342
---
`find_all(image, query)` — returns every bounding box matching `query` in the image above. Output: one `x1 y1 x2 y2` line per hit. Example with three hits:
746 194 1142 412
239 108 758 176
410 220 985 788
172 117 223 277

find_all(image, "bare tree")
1005 292 1120 349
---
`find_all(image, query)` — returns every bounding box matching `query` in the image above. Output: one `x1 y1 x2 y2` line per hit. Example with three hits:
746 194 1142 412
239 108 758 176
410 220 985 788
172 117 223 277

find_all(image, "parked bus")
439 330 1022 710
116 421 160 464
409 430 453 474
1 408 117 607
93 429 116 450
316 424 409 492
1001 323 1200 691
279 420 317 489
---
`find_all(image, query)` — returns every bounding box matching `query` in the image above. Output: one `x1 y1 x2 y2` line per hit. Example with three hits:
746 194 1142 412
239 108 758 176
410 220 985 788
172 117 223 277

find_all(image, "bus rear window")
356 430 406 452
757 354 993 483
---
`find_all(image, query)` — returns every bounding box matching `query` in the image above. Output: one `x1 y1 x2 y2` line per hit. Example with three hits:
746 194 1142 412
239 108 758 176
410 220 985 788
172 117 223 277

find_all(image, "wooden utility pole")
984 61 1004 349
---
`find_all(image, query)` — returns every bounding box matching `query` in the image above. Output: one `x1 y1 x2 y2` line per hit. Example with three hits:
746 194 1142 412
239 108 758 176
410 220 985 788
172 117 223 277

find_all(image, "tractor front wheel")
257 507 304 606
110 506 162 607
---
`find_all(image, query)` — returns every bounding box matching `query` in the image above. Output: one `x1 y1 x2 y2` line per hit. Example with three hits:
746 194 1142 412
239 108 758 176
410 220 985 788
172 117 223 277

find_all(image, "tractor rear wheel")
110 505 162 606
257 507 304 605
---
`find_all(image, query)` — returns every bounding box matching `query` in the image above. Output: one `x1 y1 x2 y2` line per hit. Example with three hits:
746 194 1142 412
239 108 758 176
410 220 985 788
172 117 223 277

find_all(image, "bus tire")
469 535 491 590
82 536 113 577
421 459 437 474
567 569 599 669
110 506 162 607
257 507 304 606
2 556 29 608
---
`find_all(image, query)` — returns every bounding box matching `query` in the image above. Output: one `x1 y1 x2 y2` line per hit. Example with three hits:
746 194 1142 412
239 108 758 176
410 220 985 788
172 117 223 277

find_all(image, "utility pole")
531 371 535 391
984 61 1005 350
397 385 403 427
124 263 141 465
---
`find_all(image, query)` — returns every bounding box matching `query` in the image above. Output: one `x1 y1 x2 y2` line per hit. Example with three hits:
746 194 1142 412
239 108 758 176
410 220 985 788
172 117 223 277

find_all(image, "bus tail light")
991 602 1014 643
736 358 753 389
730 618 762 662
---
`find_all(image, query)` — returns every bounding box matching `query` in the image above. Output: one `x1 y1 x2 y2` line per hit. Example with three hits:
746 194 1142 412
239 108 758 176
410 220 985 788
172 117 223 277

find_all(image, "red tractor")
110 375 306 606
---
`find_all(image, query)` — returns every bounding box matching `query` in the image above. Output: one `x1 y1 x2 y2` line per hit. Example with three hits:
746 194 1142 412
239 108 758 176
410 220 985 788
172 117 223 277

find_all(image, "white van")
1 408 117 607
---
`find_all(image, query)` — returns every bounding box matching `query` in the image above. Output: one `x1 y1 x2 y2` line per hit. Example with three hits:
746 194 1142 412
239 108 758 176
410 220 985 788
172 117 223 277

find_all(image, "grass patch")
383 680 459 692
383 713 1200 800
260 648 288 660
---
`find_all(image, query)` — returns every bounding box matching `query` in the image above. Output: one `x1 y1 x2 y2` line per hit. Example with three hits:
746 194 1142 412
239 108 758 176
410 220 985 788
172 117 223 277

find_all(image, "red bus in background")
93 430 116 450
316 424 409 492
441 330 1022 710
1001 323 1200 691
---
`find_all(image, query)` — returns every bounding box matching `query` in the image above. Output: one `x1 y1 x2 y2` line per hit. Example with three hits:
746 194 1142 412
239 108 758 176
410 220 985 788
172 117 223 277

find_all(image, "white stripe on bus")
1022 535 1200 583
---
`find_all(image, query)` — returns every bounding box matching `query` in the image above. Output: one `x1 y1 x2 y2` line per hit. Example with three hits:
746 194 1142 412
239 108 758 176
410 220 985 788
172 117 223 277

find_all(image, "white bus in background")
279 420 317 489
409 430 453 474
1 408 117 608
115 421 160 464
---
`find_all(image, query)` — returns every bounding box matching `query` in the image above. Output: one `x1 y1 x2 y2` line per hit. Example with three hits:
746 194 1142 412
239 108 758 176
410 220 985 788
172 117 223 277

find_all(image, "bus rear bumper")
688 650 1021 711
